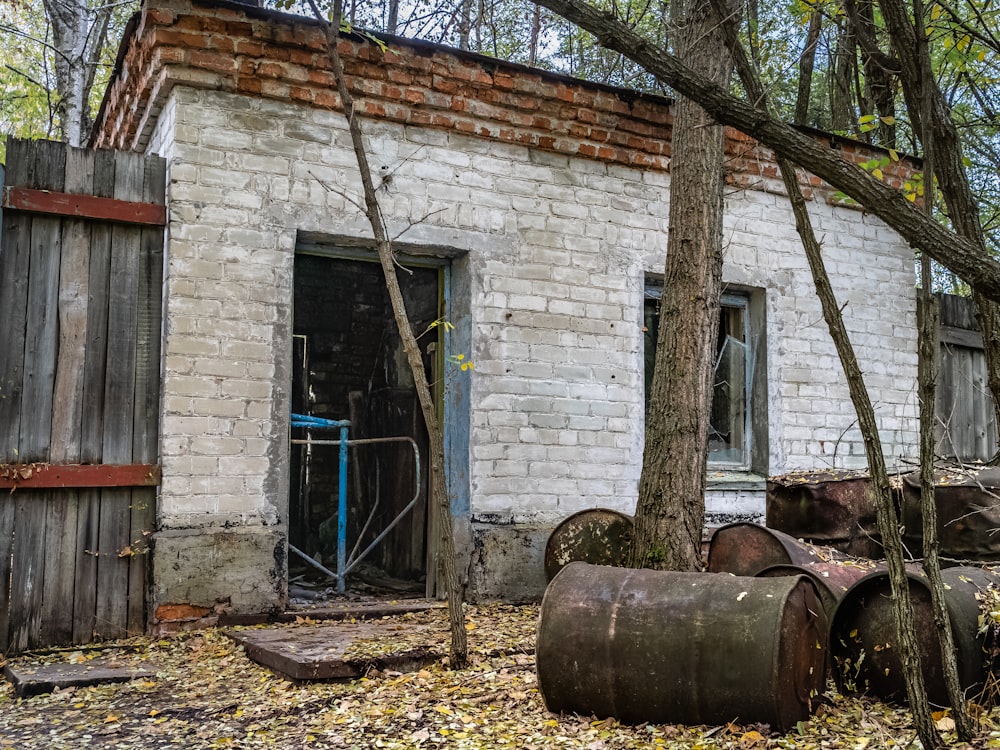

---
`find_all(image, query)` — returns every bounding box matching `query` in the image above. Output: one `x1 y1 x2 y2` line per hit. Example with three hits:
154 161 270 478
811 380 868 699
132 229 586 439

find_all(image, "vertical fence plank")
50 144 94 459
127 155 166 635
0 140 24 654
73 149 118 645
41 145 96 646
0 138 33 463
935 344 957 457
96 150 144 640
0 139 32 653
18 140 65 461
0 493 13 652
8 140 66 651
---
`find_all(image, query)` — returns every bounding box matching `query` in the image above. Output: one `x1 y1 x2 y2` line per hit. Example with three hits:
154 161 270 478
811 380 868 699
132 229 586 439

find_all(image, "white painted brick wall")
149 86 918 566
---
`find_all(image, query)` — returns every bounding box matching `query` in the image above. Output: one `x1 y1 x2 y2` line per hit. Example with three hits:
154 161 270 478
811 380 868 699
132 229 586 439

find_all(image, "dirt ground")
0 603 996 749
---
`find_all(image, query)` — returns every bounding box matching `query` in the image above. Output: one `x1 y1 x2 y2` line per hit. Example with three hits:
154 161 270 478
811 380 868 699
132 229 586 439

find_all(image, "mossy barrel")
543 509 633 581
536 563 828 732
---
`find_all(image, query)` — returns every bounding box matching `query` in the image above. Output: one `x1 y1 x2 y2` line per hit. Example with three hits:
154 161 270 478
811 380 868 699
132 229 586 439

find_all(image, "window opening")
644 287 755 469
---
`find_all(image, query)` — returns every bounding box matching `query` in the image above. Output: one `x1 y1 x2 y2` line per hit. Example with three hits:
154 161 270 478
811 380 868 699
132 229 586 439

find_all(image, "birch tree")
0 0 132 148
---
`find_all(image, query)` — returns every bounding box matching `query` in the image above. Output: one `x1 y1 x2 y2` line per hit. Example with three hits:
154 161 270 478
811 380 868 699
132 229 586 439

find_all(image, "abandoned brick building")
89 0 922 622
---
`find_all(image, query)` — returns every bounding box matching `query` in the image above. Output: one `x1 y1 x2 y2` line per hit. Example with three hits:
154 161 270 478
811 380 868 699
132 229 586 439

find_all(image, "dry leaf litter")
0 603 997 749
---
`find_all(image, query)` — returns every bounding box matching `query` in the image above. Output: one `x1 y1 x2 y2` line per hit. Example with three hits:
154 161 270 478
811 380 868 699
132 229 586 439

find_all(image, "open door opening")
290 251 442 598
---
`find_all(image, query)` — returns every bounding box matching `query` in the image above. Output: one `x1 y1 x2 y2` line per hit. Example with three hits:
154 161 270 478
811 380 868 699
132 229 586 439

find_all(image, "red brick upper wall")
92 0 916 196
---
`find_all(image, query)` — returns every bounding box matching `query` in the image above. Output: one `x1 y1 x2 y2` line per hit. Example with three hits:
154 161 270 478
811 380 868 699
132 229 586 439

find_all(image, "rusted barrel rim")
708 522 847 576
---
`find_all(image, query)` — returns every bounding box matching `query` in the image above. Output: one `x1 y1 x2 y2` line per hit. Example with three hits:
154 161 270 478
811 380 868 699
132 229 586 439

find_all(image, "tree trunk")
878 0 1000 450
629 0 734 571
387 0 399 35
829 20 857 134
458 0 473 50
42 0 111 146
711 8 942 744
794 10 822 126
840 0 897 148
532 0 1000 302
315 3 467 668
858 0 896 147
528 3 542 67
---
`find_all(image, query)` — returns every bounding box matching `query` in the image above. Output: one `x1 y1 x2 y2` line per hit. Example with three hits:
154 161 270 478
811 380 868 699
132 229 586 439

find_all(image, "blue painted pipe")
336 423 349 594
290 413 351 592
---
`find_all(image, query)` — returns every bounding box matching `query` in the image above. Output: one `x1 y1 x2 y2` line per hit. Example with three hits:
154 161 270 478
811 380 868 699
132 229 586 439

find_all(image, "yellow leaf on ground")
936 716 956 731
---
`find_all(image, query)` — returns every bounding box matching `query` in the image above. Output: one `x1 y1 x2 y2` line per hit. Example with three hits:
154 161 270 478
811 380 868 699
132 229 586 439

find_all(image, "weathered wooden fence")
0 138 165 653
936 293 999 462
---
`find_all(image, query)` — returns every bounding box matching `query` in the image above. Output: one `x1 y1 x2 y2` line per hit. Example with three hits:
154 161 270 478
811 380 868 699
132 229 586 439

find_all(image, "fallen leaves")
0 603 997 748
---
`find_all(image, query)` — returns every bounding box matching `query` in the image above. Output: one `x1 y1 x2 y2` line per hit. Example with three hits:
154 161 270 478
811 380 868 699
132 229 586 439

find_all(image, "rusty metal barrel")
707 522 847 576
767 470 882 558
544 509 633 581
830 565 998 705
537 563 828 731
901 468 1000 561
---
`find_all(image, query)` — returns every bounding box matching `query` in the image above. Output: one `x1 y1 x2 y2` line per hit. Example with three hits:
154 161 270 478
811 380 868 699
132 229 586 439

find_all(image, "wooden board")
8 140 66 652
0 139 33 462
72 488 102 645
0 495 13 651
40 146 95 646
73 150 117 646
96 150 145 641
4 658 156 698
127 154 166 635
1 186 166 226
0 463 161 489
19 139 65 462
229 622 439 681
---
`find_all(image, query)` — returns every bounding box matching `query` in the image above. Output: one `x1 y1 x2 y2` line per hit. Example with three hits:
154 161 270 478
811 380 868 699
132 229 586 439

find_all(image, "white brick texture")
150 87 918 593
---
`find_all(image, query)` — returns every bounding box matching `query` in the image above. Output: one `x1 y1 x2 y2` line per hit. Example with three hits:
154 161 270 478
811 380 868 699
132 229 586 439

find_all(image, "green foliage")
0 2 58 159
0 0 137 154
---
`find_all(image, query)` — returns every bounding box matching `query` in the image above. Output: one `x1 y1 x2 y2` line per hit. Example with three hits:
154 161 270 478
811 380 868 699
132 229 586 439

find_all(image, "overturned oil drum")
767 470 882 558
901 468 1000 561
830 565 999 705
707 522 847 577
756 560 880 619
537 563 828 731
543 509 633 581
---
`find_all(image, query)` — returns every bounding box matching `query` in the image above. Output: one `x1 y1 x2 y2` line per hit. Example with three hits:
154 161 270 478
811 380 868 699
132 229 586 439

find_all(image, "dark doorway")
290 252 442 594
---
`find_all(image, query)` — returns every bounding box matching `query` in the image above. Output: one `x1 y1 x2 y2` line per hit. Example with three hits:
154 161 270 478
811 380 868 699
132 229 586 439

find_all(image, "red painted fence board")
2 186 167 226
0 464 161 490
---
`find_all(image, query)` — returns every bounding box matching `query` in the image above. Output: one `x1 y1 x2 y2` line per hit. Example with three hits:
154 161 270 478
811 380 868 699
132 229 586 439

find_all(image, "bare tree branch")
532 0 1000 302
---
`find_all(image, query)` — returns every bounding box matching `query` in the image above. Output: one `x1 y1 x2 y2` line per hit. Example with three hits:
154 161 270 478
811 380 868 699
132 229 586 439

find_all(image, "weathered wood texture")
0 138 164 653
936 293 999 461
